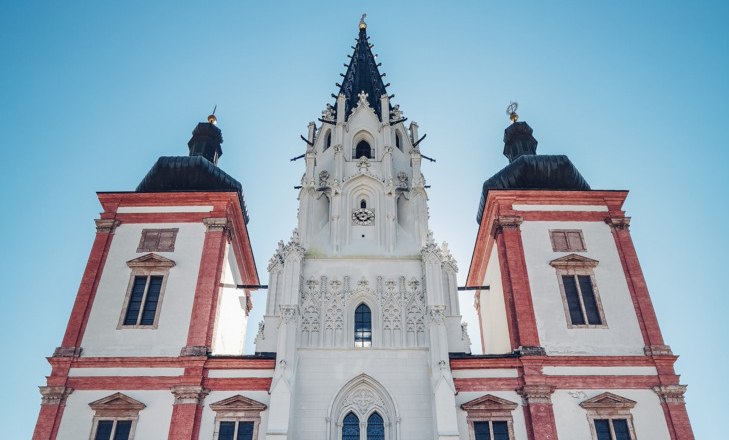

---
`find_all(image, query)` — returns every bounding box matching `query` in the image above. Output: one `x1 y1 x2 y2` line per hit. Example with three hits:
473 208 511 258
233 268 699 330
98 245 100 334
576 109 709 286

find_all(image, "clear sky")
0 1 726 438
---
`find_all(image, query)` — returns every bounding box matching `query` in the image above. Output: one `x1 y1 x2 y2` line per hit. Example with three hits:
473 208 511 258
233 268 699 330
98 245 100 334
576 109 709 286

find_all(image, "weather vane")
506 101 519 123
208 105 217 125
359 13 367 29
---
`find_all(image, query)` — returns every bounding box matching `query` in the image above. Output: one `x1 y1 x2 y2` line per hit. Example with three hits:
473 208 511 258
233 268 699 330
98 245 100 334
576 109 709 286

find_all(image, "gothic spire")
336 16 389 121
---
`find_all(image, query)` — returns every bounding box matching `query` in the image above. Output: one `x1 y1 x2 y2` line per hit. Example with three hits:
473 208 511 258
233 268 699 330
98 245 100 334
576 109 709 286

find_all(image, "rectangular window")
594 419 632 440
474 421 510 440
562 275 603 326
550 230 586 252
123 275 163 326
218 421 254 440
137 228 178 252
94 420 132 440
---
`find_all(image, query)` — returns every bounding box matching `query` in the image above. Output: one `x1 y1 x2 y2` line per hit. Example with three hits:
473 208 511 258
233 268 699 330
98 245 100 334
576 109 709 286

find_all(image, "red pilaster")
653 385 695 440
518 384 559 440
606 216 666 350
58 218 119 354
493 215 542 350
32 386 73 440
168 385 209 440
182 218 229 355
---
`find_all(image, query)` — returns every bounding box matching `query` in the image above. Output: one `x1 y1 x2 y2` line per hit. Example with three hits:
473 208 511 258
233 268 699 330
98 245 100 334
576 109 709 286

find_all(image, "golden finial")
506 101 519 123
359 13 367 30
207 105 217 125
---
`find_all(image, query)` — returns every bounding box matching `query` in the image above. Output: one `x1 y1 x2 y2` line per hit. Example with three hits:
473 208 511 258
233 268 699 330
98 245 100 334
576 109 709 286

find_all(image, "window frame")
460 394 518 440
550 254 607 329
88 393 145 440
209 395 267 440
118 254 175 329
354 303 373 348
549 229 586 252
580 393 638 440
136 228 179 253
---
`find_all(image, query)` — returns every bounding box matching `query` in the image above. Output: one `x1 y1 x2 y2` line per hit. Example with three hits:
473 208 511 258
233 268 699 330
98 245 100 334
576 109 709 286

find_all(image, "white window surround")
550 254 607 329
580 392 638 440
117 253 175 329
209 395 267 440
460 394 518 440
327 374 399 440
88 393 145 440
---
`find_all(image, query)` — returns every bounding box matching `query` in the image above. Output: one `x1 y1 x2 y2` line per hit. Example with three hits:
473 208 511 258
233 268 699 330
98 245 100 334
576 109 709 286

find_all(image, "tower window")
218 421 254 440
395 131 402 150
593 419 632 440
550 229 586 252
123 275 163 326
474 421 510 440
550 254 606 329
137 228 178 253
355 140 372 159
93 420 132 440
354 303 372 347
580 392 637 440
324 130 332 150
360 199 367 209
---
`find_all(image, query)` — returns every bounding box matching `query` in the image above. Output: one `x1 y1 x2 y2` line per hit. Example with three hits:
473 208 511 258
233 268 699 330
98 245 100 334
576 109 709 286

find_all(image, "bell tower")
255 17 470 440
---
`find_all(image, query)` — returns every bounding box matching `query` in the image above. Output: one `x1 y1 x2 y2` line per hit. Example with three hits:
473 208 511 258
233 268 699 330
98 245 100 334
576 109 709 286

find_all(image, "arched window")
342 412 360 440
324 130 332 150
360 199 367 209
366 412 385 440
395 131 402 151
354 304 372 347
355 140 372 159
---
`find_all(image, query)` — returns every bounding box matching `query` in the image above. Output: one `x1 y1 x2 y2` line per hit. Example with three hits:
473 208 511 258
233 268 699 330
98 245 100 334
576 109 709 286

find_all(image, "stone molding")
39 386 73 405
549 253 599 270
126 253 176 269
428 305 446 325
279 305 298 324
605 216 631 231
89 392 146 416
95 218 120 234
653 385 687 404
644 344 674 356
579 392 637 410
180 345 208 357
490 215 523 238
171 385 209 405
53 346 82 357
518 384 555 405
203 217 230 233
517 345 547 356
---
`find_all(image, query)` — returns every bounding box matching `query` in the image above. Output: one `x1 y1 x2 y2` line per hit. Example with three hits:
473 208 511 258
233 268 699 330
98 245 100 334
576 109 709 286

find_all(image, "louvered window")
137 229 178 252
550 230 586 252
562 275 603 326
123 275 163 326
93 420 132 440
218 421 254 440
474 420 511 440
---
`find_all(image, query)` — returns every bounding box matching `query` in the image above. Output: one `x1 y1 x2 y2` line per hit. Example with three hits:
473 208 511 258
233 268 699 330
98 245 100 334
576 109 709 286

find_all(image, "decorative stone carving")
549 253 599 269
356 90 369 108
300 278 321 336
322 104 335 121
356 156 371 173
95 218 120 234
405 278 426 339
653 385 688 404
605 216 631 231
428 305 446 325
490 215 523 237
342 386 385 414
461 322 472 347
203 217 230 233
381 279 401 331
39 386 73 405
352 207 375 226
126 253 176 269
580 392 637 410
644 344 673 356
254 320 265 342
396 171 409 190
441 241 458 272
53 346 82 357
318 170 330 188
390 104 403 120
279 305 298 324
180 345 208 357
518 384 555 405
171 385 209 405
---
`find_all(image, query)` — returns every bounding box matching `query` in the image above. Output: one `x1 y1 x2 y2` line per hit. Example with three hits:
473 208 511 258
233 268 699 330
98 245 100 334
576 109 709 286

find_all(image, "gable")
89 392 146 414
127 253 176 268
549 253 599 269
210 395 267 412
461 394 518 411
580 392 637 410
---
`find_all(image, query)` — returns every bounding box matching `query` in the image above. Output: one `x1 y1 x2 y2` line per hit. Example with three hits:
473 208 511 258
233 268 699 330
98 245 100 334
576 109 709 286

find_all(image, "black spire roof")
476 119 591 224
136 118 249 223
336 21 389 121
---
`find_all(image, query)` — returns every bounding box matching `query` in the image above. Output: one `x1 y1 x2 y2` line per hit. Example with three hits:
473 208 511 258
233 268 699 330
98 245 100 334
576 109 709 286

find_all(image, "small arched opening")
395 131 402 151
324 130 332 150
355 140 372 159
354 303 372 348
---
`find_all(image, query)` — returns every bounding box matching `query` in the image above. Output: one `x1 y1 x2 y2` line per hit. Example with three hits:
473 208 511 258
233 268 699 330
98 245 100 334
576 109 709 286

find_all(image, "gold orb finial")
208 105 218 125
507 101 519 123
359 13 367 29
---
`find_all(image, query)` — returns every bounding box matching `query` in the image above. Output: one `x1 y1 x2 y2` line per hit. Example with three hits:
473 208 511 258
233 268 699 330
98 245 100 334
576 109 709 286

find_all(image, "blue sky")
0 1 726 438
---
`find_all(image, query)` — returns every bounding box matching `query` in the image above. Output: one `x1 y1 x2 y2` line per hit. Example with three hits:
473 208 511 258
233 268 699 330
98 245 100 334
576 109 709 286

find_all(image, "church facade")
32 19 694 440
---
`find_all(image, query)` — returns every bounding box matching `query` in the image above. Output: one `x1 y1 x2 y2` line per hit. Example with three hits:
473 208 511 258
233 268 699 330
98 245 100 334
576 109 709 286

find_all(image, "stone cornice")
39 386 73 405
171 385 209 405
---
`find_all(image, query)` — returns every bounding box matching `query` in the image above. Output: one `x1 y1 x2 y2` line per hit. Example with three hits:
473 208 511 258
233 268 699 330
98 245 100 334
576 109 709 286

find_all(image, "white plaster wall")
520 221 645 355
303 258 422 284
292 349 434 439
81 222 205 357
552 389 671 440
479 245 512 354
454 391 528 440
198 391 271 440
56 390 173 440
212 243 248 355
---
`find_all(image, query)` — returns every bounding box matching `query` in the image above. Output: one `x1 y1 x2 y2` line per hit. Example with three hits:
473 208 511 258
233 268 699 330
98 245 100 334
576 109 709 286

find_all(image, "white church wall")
81 222 205 357
479 245 512 354
520 220 645 355
56 390 173 440
552 389 670 440
212 243 248 355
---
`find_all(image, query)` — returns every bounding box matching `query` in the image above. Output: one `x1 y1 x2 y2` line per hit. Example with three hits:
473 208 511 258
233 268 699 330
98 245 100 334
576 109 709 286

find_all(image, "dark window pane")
492 421 509 440
562 275 585 325
612 419 630 440
237 421 254 440
94 421 114 440
219 421 236 440
343 412 360 440
474 421 491 440
113 421 132 440
124 276 148 325
578 275 602 325
355 303 372 347
367 412 384 440
594 419 612 440
355 140 372 159
140 276 163 325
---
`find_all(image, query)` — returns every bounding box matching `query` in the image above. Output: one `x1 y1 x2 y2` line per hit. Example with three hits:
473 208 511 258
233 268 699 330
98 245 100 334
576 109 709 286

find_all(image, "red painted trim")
64 376 273 391
32 403 66 440
661 402 695 440
169 403 200 440
203 378 272 391
519 211 608 221
450 355 671 370
454 375 662 392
